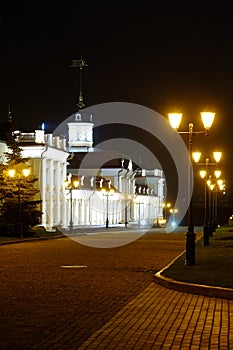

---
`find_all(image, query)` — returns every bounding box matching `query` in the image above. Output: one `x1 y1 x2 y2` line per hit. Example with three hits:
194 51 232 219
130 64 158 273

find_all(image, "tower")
70 58 88 110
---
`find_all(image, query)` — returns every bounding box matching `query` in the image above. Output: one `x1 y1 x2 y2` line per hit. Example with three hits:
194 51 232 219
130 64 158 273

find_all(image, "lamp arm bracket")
177 130 206 135
197 162 217 166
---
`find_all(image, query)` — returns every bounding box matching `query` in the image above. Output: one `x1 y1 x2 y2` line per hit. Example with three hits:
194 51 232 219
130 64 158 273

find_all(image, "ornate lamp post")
8 168 30 237
64 177 79 232
163 202 171 223
207 170 223 233
213 179 225 226
198 152 222 245
101 187 115 228
168 111 215 265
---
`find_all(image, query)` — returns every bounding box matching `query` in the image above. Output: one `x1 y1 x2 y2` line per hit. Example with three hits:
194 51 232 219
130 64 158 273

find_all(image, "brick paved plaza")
1 230 233 349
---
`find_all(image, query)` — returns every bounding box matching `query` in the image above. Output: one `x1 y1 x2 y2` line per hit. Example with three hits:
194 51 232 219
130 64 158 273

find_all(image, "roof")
68 151 137 170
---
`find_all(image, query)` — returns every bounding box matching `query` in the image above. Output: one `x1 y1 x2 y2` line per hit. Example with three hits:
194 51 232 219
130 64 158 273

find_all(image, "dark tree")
0 134 42 237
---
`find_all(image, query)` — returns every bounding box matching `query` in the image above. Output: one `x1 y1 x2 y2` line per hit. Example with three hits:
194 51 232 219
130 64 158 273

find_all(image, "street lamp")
169 208 178 227
214 179 225 226
163 202 171 223
168 110 215 265
64 177 79 232
8 168 30 238
198 152 222 244
207 172 224 233
101 187 115 228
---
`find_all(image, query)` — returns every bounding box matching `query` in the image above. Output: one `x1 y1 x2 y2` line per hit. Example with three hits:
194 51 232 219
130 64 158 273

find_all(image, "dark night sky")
1 3 233 199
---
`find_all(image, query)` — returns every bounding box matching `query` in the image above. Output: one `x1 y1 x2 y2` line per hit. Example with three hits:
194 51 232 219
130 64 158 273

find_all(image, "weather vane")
71 58 88 110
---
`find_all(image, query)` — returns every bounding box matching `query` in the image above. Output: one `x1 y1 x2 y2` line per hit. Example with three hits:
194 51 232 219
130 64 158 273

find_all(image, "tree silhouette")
0 132 42 237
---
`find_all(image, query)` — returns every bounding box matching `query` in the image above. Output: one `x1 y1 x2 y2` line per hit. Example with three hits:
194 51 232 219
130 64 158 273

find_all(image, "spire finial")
7 104 12 123
71 58 88 110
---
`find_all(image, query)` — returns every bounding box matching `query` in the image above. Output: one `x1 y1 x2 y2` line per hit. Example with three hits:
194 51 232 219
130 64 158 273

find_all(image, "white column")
40 157 47 227
48 159 54 230
61 161 68 227
53 161 60 225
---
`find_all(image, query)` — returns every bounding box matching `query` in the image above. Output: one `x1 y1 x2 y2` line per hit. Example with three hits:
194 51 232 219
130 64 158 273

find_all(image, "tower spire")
71 58 88 110
7 104 12 123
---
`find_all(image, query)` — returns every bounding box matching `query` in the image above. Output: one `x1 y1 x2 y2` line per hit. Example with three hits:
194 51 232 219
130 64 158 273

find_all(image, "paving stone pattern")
1 231 232 349
78 283 233 350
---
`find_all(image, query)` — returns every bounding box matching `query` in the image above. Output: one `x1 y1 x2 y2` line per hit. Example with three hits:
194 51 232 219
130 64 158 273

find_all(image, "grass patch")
0 226 63 241
31 226 62 238
162 227 233 289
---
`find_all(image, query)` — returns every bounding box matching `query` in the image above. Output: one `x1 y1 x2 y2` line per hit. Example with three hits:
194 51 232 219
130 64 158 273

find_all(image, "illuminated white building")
56 111 165 230
13 130 69 231
0 111 165 230
0 122 69 231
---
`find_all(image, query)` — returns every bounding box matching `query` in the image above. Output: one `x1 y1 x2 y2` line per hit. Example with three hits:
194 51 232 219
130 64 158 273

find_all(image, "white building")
0 111 165 230
0 128 69 231
57 111 165 230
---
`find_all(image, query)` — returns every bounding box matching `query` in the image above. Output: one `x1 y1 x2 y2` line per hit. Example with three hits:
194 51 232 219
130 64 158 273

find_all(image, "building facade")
59 111 165 230
0 111 166 230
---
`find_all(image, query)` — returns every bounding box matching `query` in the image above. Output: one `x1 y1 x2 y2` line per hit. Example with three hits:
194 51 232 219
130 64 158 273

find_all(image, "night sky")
1 3 233 201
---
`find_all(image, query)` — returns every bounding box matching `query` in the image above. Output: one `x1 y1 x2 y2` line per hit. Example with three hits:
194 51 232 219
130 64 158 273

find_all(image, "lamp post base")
203 220 209 246
69 219 73 233
185 224 196 266
18 222 23 239
209 221 213 237
212 219 217 232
